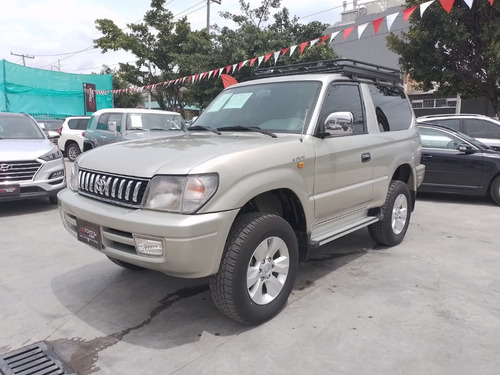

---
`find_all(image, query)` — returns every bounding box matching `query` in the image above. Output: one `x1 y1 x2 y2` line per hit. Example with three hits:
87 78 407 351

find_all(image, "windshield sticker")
206 93 232 112
129 114 144 128
224 93 253 109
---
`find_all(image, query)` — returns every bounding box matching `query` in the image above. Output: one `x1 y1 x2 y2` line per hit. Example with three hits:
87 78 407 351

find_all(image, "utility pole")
10 52 34 66
207 0 221 34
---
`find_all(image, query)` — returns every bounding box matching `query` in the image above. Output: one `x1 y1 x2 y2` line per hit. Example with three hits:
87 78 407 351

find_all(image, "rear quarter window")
369 84 412 131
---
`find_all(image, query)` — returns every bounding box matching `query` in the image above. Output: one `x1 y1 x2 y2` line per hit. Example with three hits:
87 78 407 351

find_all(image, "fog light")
133 236 164 256
49 170 64 179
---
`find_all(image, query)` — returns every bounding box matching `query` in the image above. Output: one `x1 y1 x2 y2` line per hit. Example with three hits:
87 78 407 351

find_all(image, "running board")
310 216 380 249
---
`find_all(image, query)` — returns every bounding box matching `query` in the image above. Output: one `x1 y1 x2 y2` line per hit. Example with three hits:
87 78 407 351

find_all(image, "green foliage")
94 0 337 112
387 0 500 115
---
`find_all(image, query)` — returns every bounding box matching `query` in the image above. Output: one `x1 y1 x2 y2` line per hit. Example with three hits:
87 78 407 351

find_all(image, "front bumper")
58 189 239 278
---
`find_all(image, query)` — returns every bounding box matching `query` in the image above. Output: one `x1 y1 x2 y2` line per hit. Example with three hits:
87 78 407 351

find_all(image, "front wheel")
369 180 411 246
210 213 298 325
489 175 500 205
67 142 81 162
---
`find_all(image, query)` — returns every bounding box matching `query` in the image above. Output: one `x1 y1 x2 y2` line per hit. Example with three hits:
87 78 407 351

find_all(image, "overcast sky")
0 0 345 75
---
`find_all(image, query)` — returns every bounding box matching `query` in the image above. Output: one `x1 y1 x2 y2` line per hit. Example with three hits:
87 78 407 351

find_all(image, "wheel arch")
391 163 416 210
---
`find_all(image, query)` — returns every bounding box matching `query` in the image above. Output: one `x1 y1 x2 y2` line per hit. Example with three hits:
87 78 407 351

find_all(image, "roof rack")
251 59 402 84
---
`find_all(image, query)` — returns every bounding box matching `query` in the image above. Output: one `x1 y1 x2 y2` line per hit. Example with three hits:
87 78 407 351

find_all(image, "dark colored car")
418 123 500 204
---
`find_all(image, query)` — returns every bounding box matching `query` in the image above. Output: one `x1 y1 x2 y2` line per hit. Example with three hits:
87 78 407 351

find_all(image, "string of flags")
95 0 496 95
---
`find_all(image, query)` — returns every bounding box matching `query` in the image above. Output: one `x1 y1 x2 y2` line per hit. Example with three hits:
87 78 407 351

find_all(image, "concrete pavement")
0 185 499 374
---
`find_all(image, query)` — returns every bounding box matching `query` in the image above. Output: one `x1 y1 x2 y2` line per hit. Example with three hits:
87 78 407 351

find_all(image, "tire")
210 213 298 325
490 175 500 205
368 180 411 247
107 256 144 270
67 142 81 162
49 196 58 204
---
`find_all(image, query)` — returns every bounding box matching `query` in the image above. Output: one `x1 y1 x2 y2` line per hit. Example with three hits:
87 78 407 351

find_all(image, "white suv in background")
58 116 90 161
417 114 500 150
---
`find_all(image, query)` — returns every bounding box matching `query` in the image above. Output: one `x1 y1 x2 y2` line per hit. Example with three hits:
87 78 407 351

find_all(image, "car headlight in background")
69 162 79 191
143 174 219 214
39 147 63 161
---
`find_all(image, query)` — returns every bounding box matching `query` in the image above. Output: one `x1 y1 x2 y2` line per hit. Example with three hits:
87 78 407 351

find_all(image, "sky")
0 0 346 75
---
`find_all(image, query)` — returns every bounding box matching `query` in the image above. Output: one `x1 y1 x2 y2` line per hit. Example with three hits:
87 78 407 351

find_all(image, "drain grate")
0 341 76 375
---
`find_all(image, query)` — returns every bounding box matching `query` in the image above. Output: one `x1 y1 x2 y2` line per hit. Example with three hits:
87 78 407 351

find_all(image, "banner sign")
83 83 97 113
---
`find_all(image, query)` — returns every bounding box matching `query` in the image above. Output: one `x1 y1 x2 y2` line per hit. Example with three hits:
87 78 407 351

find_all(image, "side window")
96 113 110 130
419 127 462 150
318 83 365 136
77 119 89 130
67 119 78 130
429 119 460 130
462 119 500 138
108 113 122 132
369 84 412 131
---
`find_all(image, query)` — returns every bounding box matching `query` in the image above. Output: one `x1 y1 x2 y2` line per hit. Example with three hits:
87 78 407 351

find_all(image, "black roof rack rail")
251 59 402 84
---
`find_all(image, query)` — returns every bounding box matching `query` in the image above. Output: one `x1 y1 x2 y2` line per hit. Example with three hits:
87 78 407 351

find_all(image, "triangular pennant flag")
299 41 309 54
489 0 493 4
187 76 192 83
343 27 355 40
386 12 399 31
249 58 257 67
225 65 232 73
232 64 237 73
213 69 218 78
202 72 208 79
273 51 281 65
221 74 238 88
357 23 369 39
463 0 473 7
439 0 454 13
290 45 297 56
208 71 214 79
282 47 289 56
329 31 340 42
264 52 273 63
195 74 199 82
257 56 264 67
403 6 418 22
372 17 384 34
219 68 224 77
309 38 320 48
238 62 243 70
241 60 248 68
420 0 435 16
318 35 330 46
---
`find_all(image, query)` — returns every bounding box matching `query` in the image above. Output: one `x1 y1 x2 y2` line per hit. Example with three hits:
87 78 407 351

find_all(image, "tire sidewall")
67 143 80 162
385 181 411 244
490 176 500 205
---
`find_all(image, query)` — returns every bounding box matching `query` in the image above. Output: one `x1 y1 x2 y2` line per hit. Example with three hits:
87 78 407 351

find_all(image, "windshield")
126 113 185 131
0 116 46 139
195 81 322 134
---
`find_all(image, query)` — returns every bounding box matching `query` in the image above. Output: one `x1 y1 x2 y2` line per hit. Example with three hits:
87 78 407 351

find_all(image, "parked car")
0 112 66 204
58 116 90 162
418 123 500 204
59 59 425 325
417 114 500 151
83 108 186 151
37 119 63 146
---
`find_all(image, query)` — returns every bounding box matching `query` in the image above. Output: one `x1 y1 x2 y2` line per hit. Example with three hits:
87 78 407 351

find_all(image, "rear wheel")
369 180 411 246
67 142 81 162
490 175 500 205
210 213 298 325
107 256 144 270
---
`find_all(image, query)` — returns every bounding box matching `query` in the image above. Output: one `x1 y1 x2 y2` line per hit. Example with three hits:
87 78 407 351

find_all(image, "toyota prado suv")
58 59 425 325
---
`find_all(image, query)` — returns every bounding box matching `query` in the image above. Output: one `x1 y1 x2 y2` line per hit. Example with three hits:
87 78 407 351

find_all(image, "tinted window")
419 127 462 150
68 118 89 130
427 118 460 130
96 113 110 130
0 116 45 139
462 119 500 138
369 84 412 131
319 83 365 135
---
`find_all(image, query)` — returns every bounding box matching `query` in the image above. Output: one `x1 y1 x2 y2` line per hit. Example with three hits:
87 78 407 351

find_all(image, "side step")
310 216 379 249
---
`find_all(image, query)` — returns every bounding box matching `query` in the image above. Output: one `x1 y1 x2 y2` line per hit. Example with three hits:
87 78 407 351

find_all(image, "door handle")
421 154 432 161
361 153 371 163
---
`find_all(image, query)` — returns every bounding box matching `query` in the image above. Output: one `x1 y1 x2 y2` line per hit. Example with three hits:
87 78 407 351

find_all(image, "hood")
77 132 298 177
121 129 184 140
0 139 57 161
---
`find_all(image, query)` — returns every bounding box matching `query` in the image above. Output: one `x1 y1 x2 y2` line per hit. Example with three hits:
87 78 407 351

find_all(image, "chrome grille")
0 160 41 182
78 169 149 208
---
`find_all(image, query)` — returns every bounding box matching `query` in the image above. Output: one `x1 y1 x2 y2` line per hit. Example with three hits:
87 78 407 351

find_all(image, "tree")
105 64 143 108
386 1 500 116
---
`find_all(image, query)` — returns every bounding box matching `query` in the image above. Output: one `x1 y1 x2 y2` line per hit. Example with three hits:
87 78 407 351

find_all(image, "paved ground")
1 172 499 374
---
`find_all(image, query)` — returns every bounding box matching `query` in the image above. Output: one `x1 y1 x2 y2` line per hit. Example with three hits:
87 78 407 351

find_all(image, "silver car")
0 112 66 204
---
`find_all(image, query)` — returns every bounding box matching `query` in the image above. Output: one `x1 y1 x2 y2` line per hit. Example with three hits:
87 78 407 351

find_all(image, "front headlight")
39 147 63 161
69 162 79 191
143 174 219 214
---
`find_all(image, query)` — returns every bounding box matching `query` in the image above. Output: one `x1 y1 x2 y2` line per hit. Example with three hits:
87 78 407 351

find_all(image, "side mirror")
458 144 474 154
321 112 354 137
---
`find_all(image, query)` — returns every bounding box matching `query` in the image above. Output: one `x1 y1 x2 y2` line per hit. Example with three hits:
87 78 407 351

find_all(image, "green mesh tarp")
0 60 113 118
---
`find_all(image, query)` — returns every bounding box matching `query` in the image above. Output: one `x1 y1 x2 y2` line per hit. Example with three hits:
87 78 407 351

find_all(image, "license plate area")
0 184 20 197
77 219 102 250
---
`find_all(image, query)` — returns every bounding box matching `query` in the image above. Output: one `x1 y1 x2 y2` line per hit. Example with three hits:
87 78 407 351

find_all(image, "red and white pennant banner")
97 0 494 95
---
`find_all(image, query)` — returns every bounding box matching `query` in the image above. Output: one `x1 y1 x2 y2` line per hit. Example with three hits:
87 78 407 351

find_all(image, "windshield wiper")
217 126 277 138
188 125 221 135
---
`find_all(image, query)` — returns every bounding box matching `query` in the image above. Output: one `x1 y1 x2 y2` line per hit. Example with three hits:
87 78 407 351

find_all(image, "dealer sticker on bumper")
76 219 102 250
